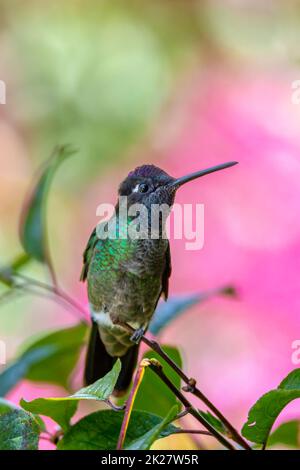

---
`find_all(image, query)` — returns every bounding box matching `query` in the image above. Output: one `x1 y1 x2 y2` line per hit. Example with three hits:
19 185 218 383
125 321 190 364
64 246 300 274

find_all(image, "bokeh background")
1 0 300 449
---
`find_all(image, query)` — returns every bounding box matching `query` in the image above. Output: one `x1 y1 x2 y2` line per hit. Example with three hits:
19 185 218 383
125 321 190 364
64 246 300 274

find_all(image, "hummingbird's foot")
130 327 145 344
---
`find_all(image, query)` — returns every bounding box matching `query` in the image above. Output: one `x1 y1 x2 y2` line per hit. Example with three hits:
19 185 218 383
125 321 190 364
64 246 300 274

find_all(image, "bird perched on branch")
81 161 237 395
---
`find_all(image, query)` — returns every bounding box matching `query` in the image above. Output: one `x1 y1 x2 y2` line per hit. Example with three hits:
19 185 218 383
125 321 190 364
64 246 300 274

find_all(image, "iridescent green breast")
87 216 166 319
82 214 170 357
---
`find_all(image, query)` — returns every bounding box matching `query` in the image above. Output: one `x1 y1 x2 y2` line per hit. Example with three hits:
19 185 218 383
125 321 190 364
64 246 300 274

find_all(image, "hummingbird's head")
118 161 238 208
118 165 175 207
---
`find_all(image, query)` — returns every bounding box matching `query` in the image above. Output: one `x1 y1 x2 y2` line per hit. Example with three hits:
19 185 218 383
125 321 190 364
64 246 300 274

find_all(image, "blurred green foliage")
2 0 202 185
1 0 299 190
20 145 75 263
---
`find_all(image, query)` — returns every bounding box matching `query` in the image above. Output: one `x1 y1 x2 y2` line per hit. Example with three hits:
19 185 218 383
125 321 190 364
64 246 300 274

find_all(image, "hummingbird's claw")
130 327 145 344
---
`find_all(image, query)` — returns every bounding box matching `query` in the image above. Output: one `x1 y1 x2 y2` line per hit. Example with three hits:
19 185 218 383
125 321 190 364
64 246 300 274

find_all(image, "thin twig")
117 359 150 450
172 407 207 450
185 386 251 449
105 399 126 412
0 288 23 305
39 434 52 442
0 280 87 322
148 360 236 450
1 268 248 450
174 429 212 436
12 272 89 322
46 254 58 288
174 408 192 420
118 321 251 450
116 322 187 381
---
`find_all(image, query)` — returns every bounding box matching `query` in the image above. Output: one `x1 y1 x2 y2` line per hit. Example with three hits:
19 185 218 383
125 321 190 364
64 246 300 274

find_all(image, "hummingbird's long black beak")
168 161 238 189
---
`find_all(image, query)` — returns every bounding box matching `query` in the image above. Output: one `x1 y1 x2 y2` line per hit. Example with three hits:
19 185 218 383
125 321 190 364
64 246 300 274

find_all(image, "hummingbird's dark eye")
137 183 149 193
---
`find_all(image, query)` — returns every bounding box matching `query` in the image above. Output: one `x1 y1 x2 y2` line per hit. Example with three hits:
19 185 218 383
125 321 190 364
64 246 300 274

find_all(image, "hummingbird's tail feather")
84 320 114 386
84 320 139 396
113 343 139 397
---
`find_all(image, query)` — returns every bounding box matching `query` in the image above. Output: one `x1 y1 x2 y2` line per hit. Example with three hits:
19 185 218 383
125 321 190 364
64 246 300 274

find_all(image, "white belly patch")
91 309 141 331
91 310 114 328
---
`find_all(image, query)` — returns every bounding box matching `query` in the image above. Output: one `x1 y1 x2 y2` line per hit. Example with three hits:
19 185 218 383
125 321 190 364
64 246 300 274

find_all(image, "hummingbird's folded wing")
80 227 98 282
161 241 172 300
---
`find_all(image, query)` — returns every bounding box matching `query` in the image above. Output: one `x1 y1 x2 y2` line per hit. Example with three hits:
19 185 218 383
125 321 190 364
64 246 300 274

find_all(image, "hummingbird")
81 161 237 395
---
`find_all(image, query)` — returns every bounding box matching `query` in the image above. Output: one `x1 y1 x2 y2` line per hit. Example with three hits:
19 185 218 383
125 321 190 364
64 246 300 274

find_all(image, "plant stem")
174 408 191 420
39 435 52 442
119 321 251 450
117 359 149 450
185 385 251 449
2 267 249 450
46 255 58 288
174 429 212 436
148 360 236 450
105 399 126 412
1 280 87 322
13 272 89 322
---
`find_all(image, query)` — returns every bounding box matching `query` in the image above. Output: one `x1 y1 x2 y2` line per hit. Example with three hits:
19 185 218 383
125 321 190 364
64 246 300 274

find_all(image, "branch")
8 272 89 323
183 383 251 449
174 429 212 436
117 358 150 450
118 321 251 450
105 399 126 412
148 359 236 450
0 267 250 450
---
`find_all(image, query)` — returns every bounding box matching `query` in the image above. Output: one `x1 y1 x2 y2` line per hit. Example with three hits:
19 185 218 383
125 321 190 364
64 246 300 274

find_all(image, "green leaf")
0 346 54 397
268 421 300 448
32 414 46 433
0 399 45 432
9 253 31 272
126 405 179 450
70 359 121 400
133 345 182 417
20 360 121 430
242 368 300 445
199 410 227 436
0 254 31 287
57 410 178 450
0 398 18 415
0 323 87 396
0 270 15 287
0 409 40 450
149 287 235 336
21 398 77 432
22 323 87 388
20 145 75 263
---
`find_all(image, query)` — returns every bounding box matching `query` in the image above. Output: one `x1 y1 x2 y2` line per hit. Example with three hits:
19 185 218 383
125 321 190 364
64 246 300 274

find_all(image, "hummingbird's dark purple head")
118 161 238 207
118 164 175 207
127 165 170 180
